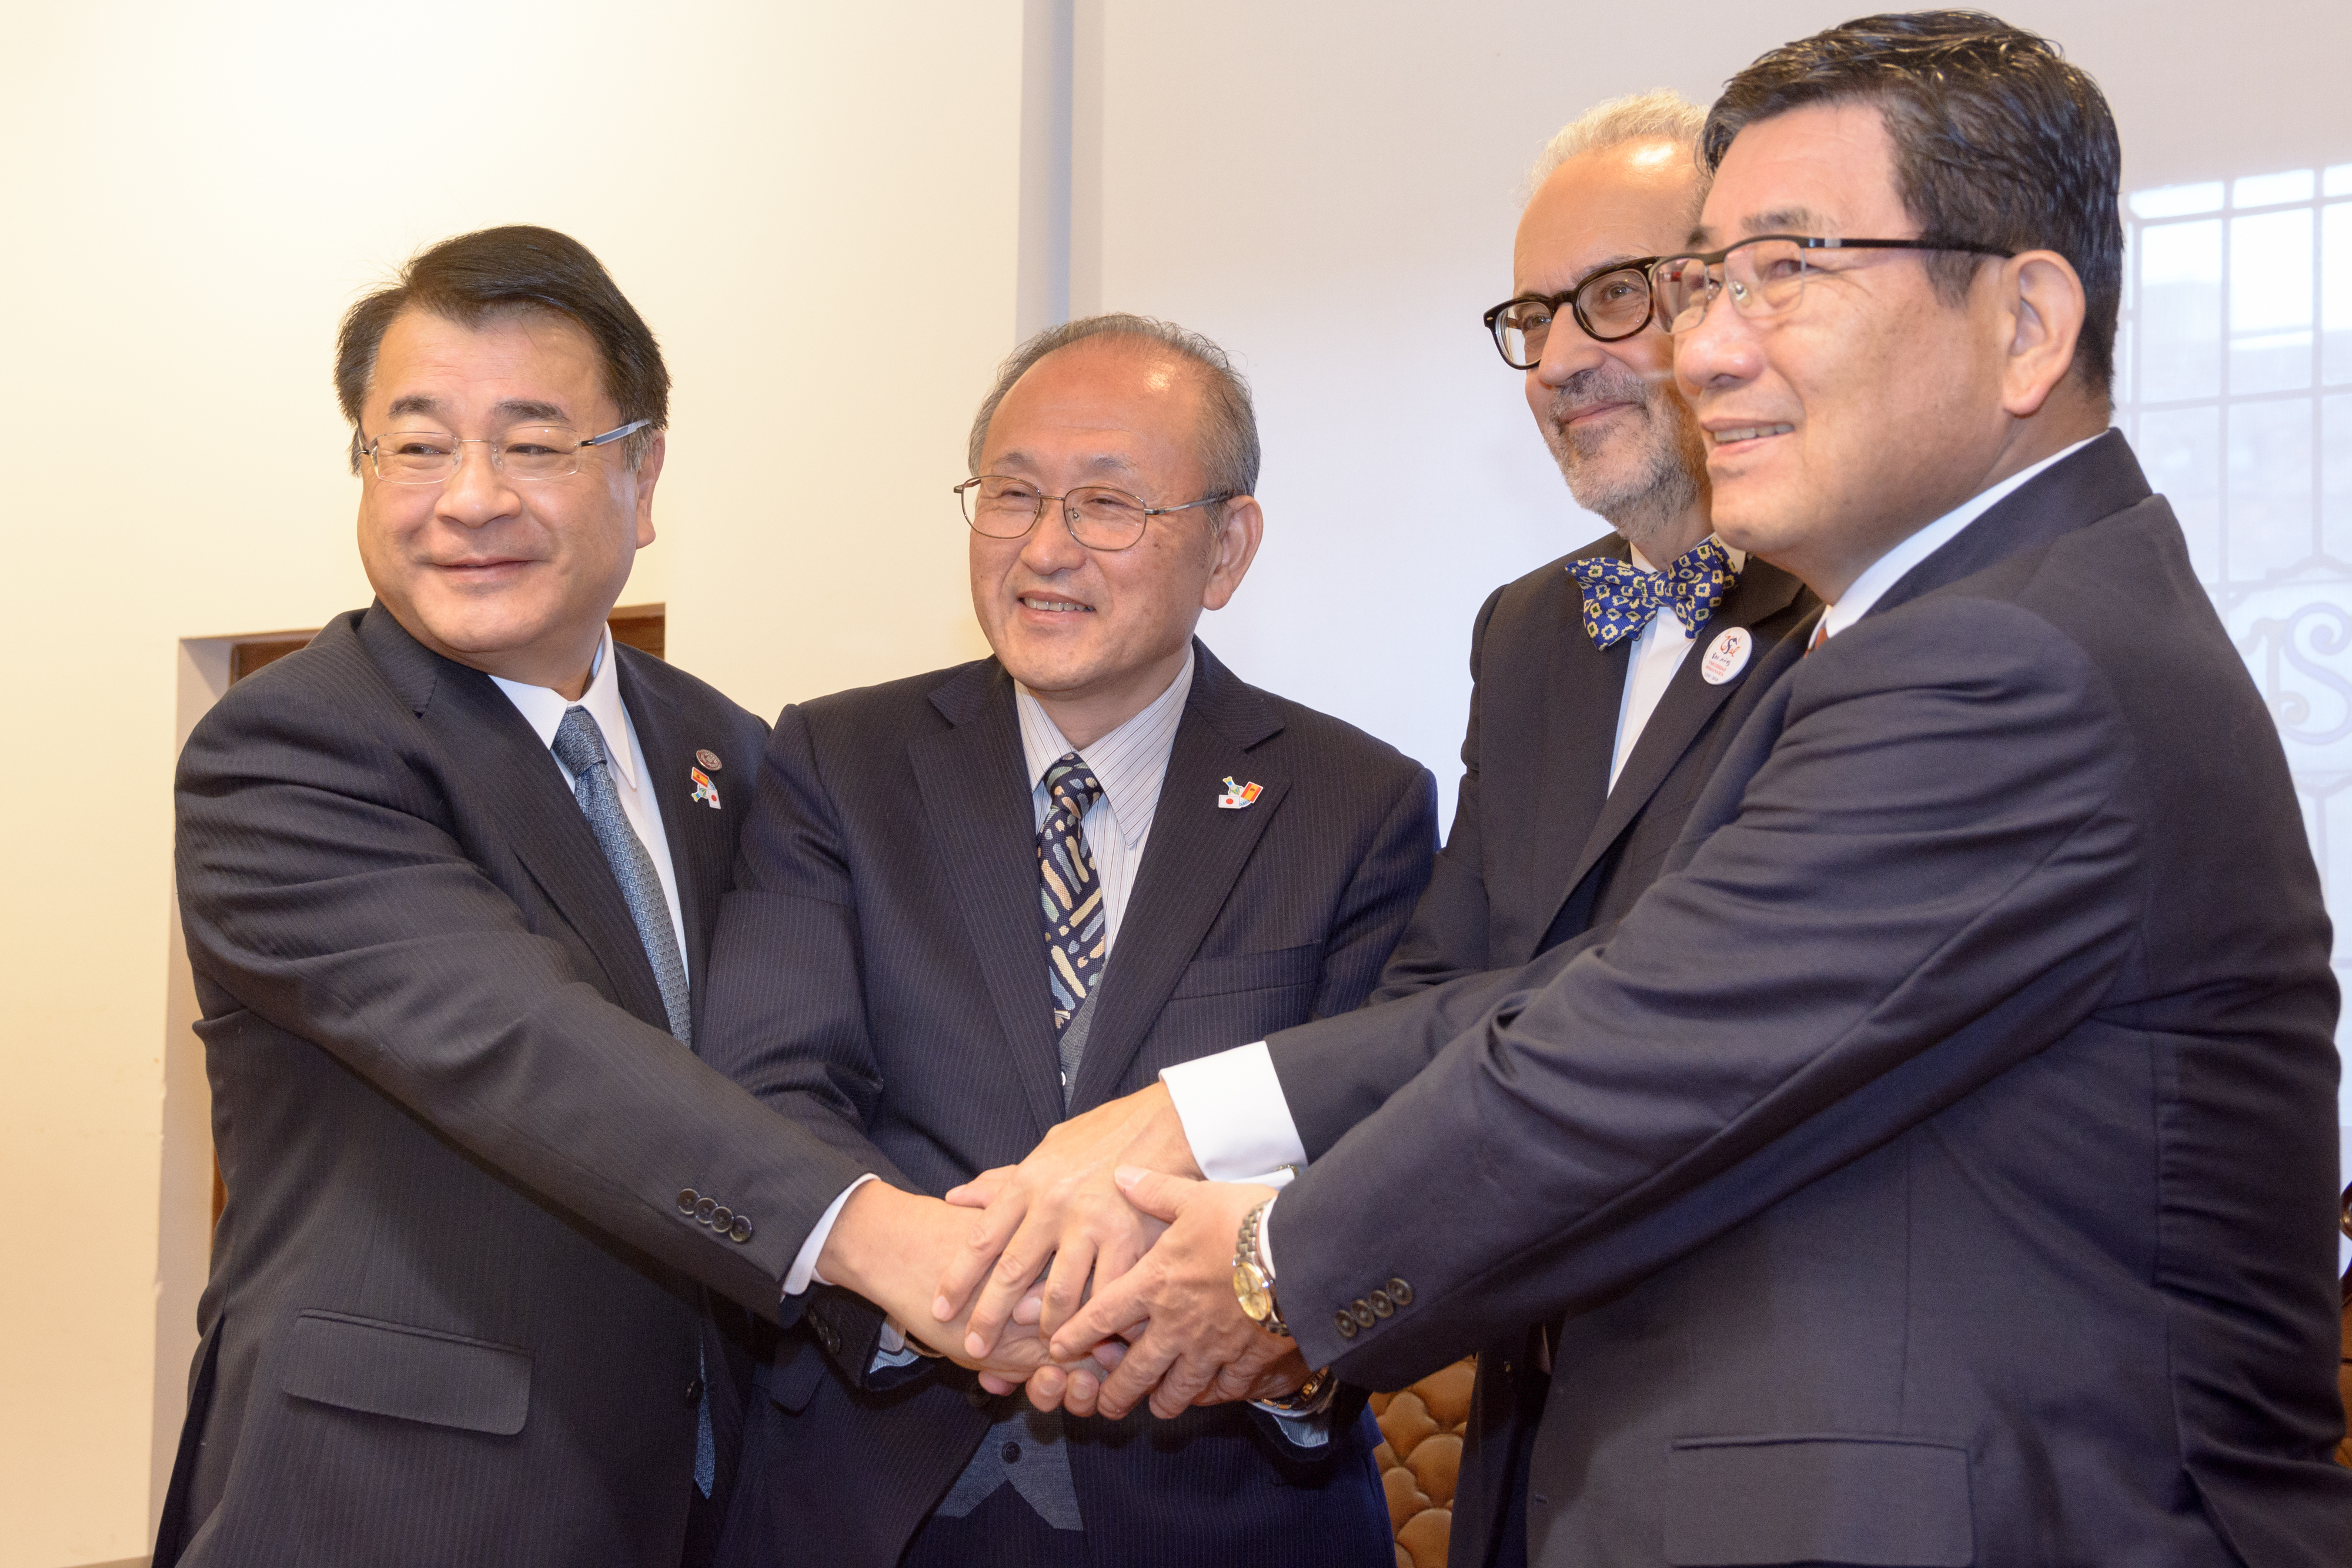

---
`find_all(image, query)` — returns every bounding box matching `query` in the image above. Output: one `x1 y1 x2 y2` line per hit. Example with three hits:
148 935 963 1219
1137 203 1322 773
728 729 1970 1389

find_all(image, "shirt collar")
1014 645 1195 850
489 628 637 789
1624 534 1746 574
1820 433 2103 640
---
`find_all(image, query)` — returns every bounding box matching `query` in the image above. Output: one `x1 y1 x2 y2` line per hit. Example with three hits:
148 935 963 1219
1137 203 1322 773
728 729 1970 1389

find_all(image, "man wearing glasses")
159 226 1053 1568
954 15 2352 1568
696 315 1429 1567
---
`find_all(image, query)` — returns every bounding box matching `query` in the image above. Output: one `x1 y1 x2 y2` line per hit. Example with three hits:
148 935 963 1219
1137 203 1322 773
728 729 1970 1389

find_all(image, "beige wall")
0 5 1021 1563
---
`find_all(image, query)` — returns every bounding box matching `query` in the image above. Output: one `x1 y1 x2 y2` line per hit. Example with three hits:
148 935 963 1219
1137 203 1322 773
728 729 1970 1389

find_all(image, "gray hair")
1523 89 1709 202
966 313 1261 517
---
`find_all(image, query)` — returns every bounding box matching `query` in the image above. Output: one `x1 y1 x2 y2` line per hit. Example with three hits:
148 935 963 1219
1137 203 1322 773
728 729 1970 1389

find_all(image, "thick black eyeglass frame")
1482 256 1664 368
1650 235 2017 333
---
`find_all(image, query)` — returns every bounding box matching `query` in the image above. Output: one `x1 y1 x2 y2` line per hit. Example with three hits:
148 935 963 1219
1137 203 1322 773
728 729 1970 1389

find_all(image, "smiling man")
158 226 1044 1568
694 315 1432 1568
976 15 2352 1568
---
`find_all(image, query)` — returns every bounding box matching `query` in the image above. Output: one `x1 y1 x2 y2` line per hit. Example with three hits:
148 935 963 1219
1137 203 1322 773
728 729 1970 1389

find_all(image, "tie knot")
551 706 609 777
1044 753 1102 816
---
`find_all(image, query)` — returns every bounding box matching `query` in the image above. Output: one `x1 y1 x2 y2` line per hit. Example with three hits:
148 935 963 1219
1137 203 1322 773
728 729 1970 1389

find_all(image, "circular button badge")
1700 626 1753 686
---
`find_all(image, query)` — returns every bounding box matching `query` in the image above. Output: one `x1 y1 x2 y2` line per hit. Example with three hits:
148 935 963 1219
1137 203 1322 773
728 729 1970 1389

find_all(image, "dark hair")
968 313 1261 525
1702 11 2122 398
334 225 669 472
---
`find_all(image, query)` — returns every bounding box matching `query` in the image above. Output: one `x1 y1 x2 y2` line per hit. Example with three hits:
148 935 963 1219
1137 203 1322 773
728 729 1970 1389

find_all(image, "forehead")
1695 99 1907 243
983 340 1205 472
1514 139 1700 292
365 306 608 417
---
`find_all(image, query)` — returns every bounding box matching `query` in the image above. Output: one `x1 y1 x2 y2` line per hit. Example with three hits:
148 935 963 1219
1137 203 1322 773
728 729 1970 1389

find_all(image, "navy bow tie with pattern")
1569 537 1737 650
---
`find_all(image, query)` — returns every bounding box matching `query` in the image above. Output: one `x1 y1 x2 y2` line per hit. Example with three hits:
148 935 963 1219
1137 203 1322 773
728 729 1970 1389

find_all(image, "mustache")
1542 366 1671 427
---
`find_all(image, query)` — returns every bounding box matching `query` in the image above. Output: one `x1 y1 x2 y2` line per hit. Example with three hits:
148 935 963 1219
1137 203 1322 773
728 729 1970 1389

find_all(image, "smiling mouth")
1709 423 1795 447
1020 595 1094 614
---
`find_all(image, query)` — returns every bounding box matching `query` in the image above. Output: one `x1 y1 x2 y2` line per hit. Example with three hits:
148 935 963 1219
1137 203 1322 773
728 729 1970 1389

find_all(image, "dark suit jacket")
1264 434 2352 1566
1358 537 1811 1560
698 639 1435 1568
158 605 877 1568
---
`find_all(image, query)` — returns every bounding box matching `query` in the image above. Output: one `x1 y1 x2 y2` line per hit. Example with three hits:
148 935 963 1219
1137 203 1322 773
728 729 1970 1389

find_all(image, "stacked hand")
927 1084 1314 1418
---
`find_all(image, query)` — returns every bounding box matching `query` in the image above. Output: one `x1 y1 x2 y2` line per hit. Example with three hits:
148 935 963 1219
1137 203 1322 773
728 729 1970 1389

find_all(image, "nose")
435 440 521 529
1668 282 1763 399
1015 498 1091 576
1530 317 1610 391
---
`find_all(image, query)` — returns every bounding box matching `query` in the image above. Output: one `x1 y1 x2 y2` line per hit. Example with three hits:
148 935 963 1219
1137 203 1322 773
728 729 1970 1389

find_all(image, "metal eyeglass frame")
362 418 652 484
953 476 1234 551
1649 236 2016 333
1482 256 1663 369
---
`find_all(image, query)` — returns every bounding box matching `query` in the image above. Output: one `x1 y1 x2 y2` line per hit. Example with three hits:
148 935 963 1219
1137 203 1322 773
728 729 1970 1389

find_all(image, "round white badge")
1699 625 1753 686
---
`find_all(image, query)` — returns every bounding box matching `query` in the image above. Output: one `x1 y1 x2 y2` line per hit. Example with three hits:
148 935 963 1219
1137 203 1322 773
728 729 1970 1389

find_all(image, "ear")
1991 251 2086 420
1200 496 1264 611
631 432 667 548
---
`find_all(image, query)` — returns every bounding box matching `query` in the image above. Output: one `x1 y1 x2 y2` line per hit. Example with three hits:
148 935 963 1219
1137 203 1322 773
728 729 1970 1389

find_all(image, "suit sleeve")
1267 599 2146 1385
174 681 873 1325
1367 584 1504 1005
697 702 921 1381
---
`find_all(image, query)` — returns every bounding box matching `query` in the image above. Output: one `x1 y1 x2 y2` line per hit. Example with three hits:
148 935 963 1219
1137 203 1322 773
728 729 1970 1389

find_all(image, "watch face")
1233 1262 1272 1321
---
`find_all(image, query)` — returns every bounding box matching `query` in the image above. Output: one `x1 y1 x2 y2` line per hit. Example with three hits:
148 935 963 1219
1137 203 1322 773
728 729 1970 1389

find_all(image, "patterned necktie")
1570 537 1737 650
550 707 692 1047
549 706 712 1497
1037 753 1107 1035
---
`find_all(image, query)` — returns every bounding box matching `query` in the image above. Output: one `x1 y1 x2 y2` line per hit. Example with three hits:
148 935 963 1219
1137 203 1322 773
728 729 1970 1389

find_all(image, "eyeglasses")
1650 235 2014 334
954 475 1232 552
362 418 652 484
1483 259 1661 368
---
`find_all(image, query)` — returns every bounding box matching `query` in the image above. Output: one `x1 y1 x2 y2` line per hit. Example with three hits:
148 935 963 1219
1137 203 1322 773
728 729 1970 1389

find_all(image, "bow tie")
1569 538 1736 650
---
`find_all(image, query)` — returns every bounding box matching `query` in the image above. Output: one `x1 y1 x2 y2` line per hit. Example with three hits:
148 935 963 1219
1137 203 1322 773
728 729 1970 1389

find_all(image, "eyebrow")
1688 205 1833 249
992 449 1149 484
1529 253 1653 292
380 395 573 425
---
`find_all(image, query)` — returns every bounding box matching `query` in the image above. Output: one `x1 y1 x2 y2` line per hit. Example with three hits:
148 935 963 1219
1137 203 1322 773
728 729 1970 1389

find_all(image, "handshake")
813 1081 1315 1419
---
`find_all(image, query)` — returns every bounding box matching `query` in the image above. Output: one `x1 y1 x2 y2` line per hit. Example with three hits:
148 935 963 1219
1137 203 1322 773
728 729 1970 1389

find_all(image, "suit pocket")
1166 943 1321 1000
279 1310 532 1436
1662 1434 1972 1566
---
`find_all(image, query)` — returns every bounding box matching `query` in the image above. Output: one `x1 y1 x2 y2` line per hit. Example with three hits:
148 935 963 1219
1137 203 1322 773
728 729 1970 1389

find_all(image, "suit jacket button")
696 1198 717 1226
1334 1310 1358 1339
685 1376 705 1407
1001 1441 1022 1463
677 1188 700 1215
1386 1276 1414 1306
816 1321 840 1353
729 1215 754 1243
711 1205 733 1231
1369 1288 1394 1318
1351 1299 1377 1328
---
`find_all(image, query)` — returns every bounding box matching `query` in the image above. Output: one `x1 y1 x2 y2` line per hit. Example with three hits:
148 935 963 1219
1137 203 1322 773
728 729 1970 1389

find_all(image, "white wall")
0 5 1023 1563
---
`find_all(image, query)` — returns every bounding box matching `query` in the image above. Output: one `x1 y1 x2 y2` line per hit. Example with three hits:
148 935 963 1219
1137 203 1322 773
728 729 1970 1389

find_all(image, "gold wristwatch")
1232 1198 1291 1338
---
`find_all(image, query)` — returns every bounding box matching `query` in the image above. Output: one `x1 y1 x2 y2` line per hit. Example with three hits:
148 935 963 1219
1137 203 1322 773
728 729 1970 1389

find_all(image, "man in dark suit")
699 315 1433 1567
159 225 1044 1568
993 16 2352 1567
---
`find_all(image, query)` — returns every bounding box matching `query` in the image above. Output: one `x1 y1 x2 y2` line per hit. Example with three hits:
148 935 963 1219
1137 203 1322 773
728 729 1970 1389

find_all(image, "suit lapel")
615 653 738 1032
908 664 1070 1138
1070 643 1286 1113
359 605 670 1032
1511 543 1632 967
1553 557 1807 901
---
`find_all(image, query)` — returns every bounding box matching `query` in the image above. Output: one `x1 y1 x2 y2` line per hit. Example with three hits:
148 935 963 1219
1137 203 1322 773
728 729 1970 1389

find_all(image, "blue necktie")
549 706 712 1496
1570 537 1737 650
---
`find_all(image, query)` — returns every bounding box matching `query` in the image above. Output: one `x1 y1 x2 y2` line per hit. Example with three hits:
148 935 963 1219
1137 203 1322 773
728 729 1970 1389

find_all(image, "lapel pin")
1217 776 1263 810
695 748 723 770
1700 625 1753 686
689 766 723 810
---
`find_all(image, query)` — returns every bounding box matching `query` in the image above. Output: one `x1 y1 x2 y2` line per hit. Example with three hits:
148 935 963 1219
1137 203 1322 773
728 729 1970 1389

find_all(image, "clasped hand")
928 1084 1311 1419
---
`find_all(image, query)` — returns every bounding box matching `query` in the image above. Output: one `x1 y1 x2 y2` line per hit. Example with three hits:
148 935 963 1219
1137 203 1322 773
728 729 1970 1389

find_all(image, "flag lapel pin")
689 766 723 809
1216 775 1262 810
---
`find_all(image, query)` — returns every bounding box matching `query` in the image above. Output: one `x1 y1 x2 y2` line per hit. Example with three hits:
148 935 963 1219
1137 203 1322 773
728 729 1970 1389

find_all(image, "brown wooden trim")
608 603 665 660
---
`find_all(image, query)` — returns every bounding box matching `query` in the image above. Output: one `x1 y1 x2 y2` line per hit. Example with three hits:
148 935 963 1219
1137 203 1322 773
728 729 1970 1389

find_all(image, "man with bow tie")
940 103 1818 1557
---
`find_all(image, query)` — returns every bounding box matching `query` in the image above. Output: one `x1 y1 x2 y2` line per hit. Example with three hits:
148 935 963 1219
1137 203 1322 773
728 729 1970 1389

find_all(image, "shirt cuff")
785 1172 877 1297
1255 1399 1335 1447
1160 1042 1308 1183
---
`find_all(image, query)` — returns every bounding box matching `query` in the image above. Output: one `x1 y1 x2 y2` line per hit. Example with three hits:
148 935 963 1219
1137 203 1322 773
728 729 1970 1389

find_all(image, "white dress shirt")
489 628 687 979
1609 539 1748 791
1171 442 2103 1276
786 650 1197 1296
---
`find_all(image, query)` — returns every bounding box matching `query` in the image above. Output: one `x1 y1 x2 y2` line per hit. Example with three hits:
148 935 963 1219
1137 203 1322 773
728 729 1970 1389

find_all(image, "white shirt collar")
1014 645 1195 850
1625 534 1746 574
1820 433 2103 640
489 628 637 788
